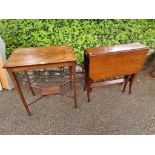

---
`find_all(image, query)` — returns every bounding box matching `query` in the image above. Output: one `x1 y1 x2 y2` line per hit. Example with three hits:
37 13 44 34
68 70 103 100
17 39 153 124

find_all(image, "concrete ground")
0 65 155 135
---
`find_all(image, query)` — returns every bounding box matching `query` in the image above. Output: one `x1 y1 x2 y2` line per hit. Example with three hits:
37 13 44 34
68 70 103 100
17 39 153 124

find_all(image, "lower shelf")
41 85 60 96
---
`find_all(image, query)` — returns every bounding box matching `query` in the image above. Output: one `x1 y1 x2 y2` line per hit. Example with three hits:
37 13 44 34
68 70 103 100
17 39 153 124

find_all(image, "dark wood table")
4 45 77 116
84 43 149 102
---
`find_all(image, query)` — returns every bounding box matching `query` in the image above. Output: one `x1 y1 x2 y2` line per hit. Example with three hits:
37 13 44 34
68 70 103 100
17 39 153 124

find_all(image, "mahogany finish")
4 45 77 116
4 45 76 68
41 86 60 96
84 43 149 102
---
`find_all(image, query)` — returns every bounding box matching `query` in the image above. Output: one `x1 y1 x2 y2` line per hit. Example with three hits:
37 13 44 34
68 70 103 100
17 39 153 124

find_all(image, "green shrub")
0 19 155 64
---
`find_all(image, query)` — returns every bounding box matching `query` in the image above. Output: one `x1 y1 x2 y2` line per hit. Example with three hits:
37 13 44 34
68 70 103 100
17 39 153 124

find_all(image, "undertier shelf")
41 85 60 96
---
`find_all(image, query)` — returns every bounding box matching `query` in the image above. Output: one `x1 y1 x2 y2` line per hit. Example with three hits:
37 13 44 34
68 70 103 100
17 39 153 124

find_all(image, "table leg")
24 71 35 96
84 67 87 91
87 79 90 102
122 75 129 93
8 69 31 116
129 74 136 94
83 53 87 91
69 66 72 90
87 78 93 102
72 63 77 108
84 63 89 92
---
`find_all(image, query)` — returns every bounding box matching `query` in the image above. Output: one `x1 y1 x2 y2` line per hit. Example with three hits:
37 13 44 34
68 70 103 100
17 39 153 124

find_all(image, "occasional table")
4 45 77 116
84 43 149 102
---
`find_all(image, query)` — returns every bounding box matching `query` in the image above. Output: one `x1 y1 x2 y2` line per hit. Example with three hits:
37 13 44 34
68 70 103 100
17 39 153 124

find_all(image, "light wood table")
4 45 77 116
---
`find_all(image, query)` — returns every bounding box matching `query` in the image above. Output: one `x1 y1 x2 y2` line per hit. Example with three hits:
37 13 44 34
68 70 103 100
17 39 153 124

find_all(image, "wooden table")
4 45 77 116
84 43 149 102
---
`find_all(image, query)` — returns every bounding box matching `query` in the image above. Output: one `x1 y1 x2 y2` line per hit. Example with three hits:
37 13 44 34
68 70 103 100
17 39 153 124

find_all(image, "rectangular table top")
4 45 76 68
86 42 148 56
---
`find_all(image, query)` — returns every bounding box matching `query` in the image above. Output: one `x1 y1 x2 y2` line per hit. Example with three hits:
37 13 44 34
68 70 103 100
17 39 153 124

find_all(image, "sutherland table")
4 45 77 116
84 43 149 102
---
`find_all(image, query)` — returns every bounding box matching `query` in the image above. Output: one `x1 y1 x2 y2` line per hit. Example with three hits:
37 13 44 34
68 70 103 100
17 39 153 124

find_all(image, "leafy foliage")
0 19 155 64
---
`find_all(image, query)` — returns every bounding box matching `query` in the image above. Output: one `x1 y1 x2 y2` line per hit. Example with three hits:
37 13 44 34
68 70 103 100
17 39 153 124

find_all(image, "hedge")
0 19 155 64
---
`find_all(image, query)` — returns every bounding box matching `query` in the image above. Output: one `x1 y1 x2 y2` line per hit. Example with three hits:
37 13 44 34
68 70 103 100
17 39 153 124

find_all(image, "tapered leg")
8 69 31 116
122 75 129 93
87 79 90 102
69 66 72 90
72 63 77 108
129 74 136 94
87 79 93 102
83 53 87 91
90 81 93 92
84 66 87 91
24 71 35 96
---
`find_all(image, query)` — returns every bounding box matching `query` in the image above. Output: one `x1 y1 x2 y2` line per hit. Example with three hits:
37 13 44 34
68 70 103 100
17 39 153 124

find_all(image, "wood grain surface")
86 43 148 80
4 45 76 68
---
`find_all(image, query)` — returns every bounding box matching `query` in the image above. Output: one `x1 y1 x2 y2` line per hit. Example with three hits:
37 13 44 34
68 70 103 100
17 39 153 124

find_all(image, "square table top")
4 45 76 68
86 43 148 56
